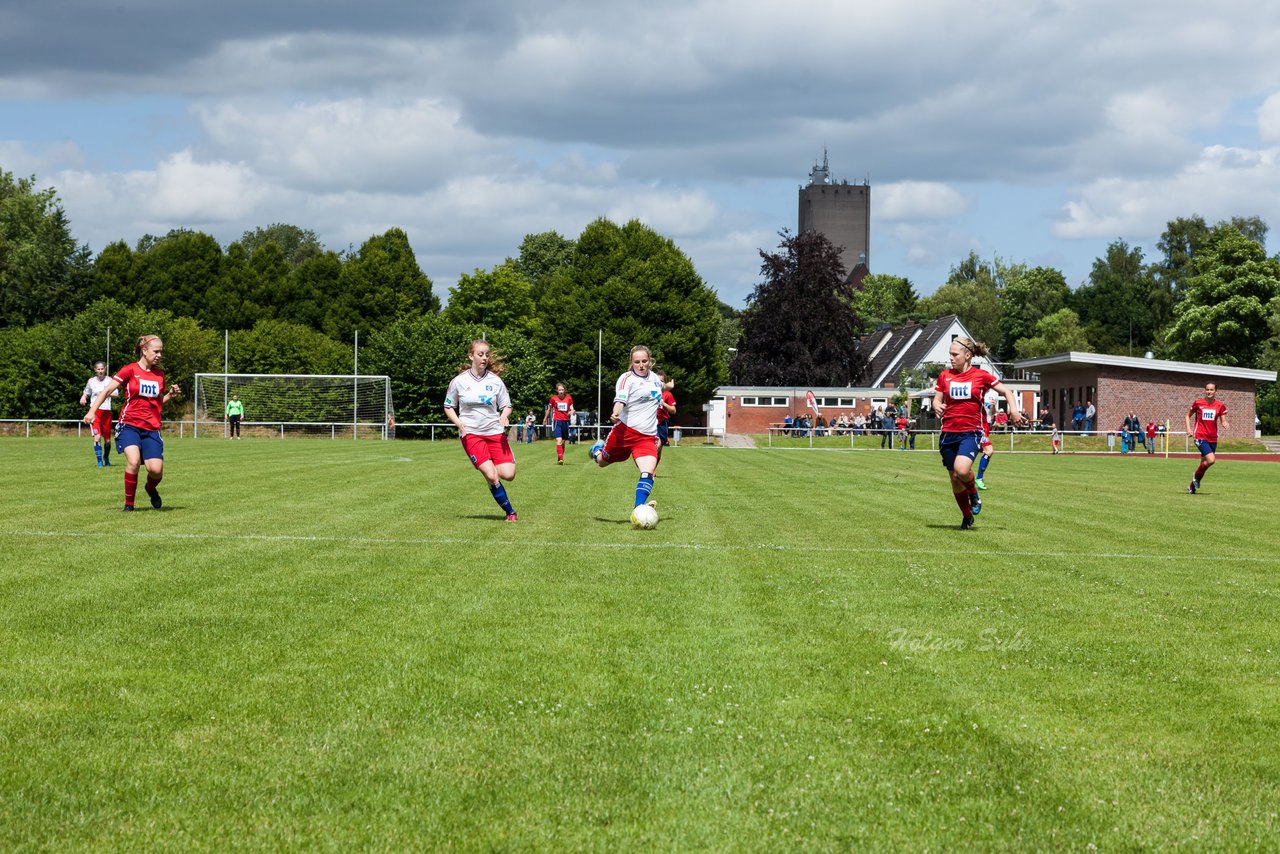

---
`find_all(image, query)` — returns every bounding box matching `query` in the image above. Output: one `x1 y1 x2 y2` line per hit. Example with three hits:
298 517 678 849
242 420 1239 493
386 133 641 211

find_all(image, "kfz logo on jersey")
138 380 160 398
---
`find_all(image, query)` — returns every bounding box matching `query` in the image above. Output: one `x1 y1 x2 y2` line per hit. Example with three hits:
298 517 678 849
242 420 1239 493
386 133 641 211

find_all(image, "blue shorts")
656 422 670 446
1195 439 1217 457
551 420 571 440
117 424 164 460
939 431 982 471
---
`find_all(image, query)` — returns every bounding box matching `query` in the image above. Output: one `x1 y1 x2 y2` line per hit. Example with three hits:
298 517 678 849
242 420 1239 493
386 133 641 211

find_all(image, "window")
740 396 788 407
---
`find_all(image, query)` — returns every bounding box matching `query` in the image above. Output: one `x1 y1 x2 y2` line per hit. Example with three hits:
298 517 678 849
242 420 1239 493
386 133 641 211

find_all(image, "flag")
806 390 820 415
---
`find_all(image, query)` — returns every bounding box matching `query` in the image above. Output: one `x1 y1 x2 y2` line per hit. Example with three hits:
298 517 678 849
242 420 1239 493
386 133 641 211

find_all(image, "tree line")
0 169 726 424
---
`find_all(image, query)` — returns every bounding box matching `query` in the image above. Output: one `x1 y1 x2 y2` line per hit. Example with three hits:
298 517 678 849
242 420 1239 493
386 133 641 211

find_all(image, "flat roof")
1011 352 1276 382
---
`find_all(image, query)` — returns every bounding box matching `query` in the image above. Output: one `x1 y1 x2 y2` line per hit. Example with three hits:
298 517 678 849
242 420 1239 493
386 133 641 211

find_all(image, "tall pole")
223 330 229 439
353 330 359 440
597 329 603 440
106 326 111 368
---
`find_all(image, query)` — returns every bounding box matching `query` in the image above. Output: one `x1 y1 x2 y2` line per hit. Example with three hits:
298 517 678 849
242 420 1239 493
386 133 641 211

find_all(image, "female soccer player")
543 382 575 464
443 340 519 521
1186 382 1228 494
83 335 181 511
80 360 118 467
655 371 677 459
932 337 1027 528
590 345 666 514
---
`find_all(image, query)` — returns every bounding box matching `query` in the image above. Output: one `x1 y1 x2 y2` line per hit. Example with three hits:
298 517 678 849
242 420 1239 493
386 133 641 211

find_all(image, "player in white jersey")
590 345 665 513
80 361 119 467
443 340 519 521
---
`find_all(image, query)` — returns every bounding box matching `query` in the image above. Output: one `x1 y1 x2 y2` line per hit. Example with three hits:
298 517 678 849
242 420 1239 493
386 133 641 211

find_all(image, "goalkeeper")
225 393 244 439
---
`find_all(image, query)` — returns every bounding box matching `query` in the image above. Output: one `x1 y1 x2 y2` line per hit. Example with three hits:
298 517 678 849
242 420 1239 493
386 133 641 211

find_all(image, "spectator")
895 412 909 450
854 413 866 435
1084 400 1096 433
1124 412 1143 451
993 409 1009 431
1071 403 1084 432
1118 418 1131 454
1145 421 1157 454
782 413 793 437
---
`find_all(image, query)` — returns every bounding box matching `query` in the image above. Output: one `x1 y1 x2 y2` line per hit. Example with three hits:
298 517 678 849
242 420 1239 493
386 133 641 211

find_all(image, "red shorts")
461 433 514 468
980 424 992 449
603 423 658 464
92 410 113 440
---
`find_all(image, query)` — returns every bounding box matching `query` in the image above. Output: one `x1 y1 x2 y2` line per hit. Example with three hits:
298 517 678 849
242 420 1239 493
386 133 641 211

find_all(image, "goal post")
192 374 394 439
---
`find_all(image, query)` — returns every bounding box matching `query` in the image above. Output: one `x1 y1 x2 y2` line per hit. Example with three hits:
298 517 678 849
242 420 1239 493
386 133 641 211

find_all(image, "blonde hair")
460 339 505 375
135 335 162 356
630 345 651 361
953 337 990 358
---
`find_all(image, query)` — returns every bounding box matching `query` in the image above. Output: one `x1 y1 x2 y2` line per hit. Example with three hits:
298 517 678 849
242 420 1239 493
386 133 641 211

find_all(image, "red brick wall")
1096 369 1256 438
723 395 889 434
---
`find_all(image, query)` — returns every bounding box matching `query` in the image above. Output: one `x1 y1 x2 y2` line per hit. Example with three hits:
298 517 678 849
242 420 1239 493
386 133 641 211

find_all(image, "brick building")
1012 352 1276 438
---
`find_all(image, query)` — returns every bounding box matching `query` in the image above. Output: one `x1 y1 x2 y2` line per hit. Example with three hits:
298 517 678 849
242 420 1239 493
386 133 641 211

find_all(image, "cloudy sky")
4 0 1280 308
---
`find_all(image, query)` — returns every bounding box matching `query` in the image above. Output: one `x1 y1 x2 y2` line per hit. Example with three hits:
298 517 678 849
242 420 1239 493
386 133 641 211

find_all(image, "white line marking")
2 528 1273 563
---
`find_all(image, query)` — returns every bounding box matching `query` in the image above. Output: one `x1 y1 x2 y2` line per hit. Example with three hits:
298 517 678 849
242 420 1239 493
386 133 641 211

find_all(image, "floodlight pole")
597 329 603 441
353 331 359 440
223 329 229 439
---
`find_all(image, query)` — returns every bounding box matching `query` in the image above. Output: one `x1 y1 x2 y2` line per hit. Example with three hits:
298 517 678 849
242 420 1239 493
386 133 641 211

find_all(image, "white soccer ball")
630 503 659 530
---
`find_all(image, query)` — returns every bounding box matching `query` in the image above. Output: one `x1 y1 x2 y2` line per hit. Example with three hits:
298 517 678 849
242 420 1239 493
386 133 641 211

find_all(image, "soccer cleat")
122 505 134 512
647 500 656 509
975 477 987 490
589 440 605 463
557 457 564 465
970 492 982 515
960 515 975 530
505 512 518 522
146 487 162 510
1187 480 1197 494
97 460 104 468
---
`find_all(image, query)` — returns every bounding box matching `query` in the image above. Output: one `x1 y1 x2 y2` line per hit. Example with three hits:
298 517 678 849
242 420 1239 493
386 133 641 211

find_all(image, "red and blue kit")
1189 398 1227 443
114 362 166 430
936 367 1000 433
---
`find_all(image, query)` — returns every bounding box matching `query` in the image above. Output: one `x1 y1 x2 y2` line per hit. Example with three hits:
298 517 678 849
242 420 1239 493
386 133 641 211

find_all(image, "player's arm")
1219 412 1229 433
80 382 91 406
993 382 1027 427
83 378 122 423
163 383 181 403
931 390 946 418
1185 405 1194 436
499 405 512 429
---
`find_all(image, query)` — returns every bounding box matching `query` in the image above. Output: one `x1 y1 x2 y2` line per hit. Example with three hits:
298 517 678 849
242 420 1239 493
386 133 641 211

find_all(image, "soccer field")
2 438 1277 851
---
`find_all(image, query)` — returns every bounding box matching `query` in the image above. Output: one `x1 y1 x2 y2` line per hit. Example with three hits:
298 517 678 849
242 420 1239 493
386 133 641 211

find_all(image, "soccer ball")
631 502 659 530
589 440 605 463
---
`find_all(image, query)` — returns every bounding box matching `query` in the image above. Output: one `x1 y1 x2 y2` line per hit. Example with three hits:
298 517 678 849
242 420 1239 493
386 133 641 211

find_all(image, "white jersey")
444 370 510 436
614 370 665 436
83 375 116 411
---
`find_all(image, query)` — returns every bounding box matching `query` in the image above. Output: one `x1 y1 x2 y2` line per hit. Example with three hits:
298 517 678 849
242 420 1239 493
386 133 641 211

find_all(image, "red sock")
146 473 161 492
124 472 138 507
557 444 564 461
1194 462 1209 481
954 491 971 514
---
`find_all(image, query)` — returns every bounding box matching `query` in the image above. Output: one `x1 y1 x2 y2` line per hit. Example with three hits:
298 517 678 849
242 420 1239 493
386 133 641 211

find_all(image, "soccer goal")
192 374 395 439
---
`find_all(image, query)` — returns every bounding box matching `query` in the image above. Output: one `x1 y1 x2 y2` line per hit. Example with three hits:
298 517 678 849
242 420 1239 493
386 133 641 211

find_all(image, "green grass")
2 437 1278 851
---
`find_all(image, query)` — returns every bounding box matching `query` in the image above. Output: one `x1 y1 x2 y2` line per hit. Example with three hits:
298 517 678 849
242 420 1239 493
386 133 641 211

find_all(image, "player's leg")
633 452 658 507
100 414 113 465
117 427 144 511
92 429 104 466
976 443 993 489
141 433 165 509
593 423 624 467
1191 442 1216 492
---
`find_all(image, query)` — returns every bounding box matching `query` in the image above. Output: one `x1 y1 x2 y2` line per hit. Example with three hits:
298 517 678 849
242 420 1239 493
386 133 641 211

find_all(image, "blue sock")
489 483 515 515
978 454 990 477
634 473 654 507
94 443 103 464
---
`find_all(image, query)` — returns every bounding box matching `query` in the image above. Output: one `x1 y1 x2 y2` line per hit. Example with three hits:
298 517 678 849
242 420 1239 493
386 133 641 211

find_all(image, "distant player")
80 360 118 467
590 345 665 515
975 405 995 489
225 392 244 439
83 335 181 511
543 382 575 464
1186 382 1228 494
443 340 519 521
655 371 677 459
933 337 1026 529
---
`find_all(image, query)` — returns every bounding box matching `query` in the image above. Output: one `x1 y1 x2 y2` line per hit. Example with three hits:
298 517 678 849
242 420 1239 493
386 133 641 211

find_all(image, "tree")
328 228 438 341
997 266 1070 359
854 273 920 328
130 229 225 321
205 242 261 331
1165 226 1280 366
534 218 725 411
515 231 576 303
1071 240 1156 355
917 252 1009 347
0 170 95 327
441 261 535 335
228 319 350 375
732 230 866 386
239 223 325 267
1014 308 1092 359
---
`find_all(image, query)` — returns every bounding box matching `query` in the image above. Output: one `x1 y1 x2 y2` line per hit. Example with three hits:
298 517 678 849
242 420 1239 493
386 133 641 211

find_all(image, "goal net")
193 374 395 439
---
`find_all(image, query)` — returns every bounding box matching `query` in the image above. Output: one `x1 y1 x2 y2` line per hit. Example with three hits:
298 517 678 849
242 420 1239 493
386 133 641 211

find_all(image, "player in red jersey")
543 382 575 464
932 337 1027 528
655 371 677 460
83 335 181 511
1185 382 1229 494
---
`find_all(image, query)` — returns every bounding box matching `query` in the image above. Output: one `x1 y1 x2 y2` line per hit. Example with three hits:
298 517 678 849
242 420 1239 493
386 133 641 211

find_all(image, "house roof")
857 314 975 387
1012 352 1277 382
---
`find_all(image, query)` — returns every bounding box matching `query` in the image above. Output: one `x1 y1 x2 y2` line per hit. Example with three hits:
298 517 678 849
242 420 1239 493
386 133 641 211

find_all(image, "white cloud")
876 182 968 220
1259 92 1280 143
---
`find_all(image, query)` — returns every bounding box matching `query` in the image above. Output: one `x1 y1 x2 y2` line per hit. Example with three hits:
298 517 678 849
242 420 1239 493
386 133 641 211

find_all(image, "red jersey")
1189 398 1226 442
114 362 166 430
936 367 1000 433
657 390 675 423
547 394 574 421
